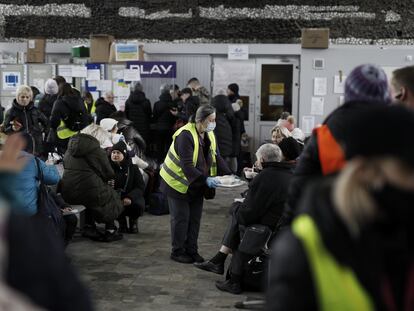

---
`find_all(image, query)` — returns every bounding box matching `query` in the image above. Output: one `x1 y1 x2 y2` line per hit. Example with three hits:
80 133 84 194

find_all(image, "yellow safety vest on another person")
292 214 374 311
160 122 217 194
56 120 78 140
84 101 96 115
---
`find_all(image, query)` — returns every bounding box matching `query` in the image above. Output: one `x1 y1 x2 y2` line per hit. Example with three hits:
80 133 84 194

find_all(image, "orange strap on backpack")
315 125 346 175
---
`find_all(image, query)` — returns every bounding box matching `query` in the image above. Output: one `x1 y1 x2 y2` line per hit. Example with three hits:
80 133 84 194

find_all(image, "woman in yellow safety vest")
83 91 96 119
160 105 231 264
266 105 414 311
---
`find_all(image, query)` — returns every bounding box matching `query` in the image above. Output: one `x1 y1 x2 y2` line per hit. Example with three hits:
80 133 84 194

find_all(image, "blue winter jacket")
15 152 60 216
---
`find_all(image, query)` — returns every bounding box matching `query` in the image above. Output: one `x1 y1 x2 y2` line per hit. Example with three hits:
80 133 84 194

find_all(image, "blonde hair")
16 85 33 100
271 125 292 138
287 115 295 125
333 157 414 236
81 124 111 147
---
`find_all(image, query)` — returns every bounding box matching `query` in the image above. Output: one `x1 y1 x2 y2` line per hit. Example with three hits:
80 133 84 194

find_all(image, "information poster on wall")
314 77 327 96
71 65 87 78
87 69 100 81
302 116 315 134
269 95 284 106
333 75 347 94
311 97 324 115
113 81 130 110
269 83 285 94
58 65 72 78
228 45 249 60
2 72 21 90
115 44 139 62
123 69 141 81
96 80 113 92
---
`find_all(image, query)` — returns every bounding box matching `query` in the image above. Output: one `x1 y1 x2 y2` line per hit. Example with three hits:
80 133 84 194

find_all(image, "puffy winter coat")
153 92 176 131
95 98 117 125
110 157 145 212
212 95 234 157
60 134 123 223
4 100 48 155
14 152 60 216
50 95 90 132
125 91 152 145
114 117 147 156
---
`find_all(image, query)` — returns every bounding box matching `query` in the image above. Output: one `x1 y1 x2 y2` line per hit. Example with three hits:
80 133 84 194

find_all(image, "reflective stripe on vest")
292 215 374 311
316 125 346 175
56 120 78 140
160 123 217 194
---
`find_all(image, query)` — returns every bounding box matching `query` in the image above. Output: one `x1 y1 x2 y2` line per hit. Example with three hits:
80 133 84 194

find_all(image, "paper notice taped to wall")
302 116 315 134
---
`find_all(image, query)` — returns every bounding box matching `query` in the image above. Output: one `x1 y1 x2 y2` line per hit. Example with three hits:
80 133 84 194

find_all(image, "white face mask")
111 133 124 144
205 121 216 132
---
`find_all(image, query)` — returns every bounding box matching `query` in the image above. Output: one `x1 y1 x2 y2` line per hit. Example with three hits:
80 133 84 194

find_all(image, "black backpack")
35 157 65 239
62 98 88 132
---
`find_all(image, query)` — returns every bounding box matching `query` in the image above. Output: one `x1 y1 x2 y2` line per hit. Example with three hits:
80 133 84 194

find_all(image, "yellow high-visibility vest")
84 100 96 115
160 122 217 194
56 120 78 140
292 214 374 311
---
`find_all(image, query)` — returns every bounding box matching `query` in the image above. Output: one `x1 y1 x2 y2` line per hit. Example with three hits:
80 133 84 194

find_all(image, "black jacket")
110 158 145 211
231 104 245 157
0 105 5 125
6 212 92 311
61 134 123 223
267 179 411 311
153 92 176 131
95 98 117 125
4 100 48 154
287 100 383 216
236 161 293 227
125 91 152 144
38 94 58 119
177 96 200 123
50 95 89 131
212 95 234 157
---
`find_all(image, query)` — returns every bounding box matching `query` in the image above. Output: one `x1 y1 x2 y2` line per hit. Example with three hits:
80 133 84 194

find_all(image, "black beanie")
279 137 301 161
111 141 128 159
343 105 414 167
227 83 239 95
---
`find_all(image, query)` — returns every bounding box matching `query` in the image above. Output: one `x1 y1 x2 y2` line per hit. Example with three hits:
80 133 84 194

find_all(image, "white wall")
298 45 414 131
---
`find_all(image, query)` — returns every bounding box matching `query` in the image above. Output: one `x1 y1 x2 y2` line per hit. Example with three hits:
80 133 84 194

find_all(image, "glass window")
260 64 293 121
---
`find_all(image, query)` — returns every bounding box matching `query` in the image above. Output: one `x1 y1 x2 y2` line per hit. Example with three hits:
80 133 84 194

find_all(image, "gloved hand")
206 177 220 188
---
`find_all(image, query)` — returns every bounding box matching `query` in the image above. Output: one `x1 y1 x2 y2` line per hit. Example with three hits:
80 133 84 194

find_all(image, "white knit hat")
44 79 58 95
100 118 118 132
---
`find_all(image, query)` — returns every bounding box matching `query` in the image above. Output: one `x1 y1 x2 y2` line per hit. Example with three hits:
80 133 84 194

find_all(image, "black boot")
118 216 128 233
215 279 242 295
129 218 139 234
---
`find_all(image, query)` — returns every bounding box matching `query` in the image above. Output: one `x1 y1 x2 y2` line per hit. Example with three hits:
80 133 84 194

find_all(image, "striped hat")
344 64 390 104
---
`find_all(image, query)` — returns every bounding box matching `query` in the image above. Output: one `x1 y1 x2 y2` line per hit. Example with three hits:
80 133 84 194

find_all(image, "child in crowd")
109 141 145 233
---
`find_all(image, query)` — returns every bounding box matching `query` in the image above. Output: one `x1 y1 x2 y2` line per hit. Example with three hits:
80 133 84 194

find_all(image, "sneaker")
215 279 242 295
170 252 194 264
188 252 204 263
194 261 224 275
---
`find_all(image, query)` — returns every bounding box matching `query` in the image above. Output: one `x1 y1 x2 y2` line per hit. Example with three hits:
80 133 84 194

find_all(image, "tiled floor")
67 185 263 311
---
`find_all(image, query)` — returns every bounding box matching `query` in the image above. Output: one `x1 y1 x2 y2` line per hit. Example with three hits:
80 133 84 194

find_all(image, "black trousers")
222 202 245 250
119 203 142 220
63 214 77 244
167 195 204 255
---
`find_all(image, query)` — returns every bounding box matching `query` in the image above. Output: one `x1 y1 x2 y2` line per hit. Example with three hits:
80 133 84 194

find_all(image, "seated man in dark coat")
194 143 294 294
